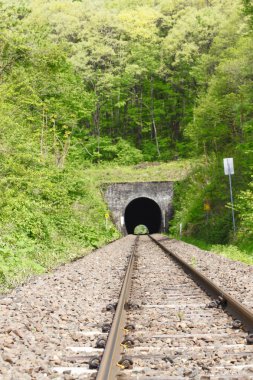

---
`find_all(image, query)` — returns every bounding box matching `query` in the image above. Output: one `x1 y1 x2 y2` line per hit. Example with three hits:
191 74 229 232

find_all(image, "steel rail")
96 236 138 380
149 235 253 332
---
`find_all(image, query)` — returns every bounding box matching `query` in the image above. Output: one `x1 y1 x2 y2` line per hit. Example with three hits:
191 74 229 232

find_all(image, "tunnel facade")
104 181 173 235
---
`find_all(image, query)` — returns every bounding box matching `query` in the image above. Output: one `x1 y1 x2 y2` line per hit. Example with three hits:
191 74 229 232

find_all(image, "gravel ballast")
153 234 253 311
0 235 135 379
0 233 253 379
122 235 253 379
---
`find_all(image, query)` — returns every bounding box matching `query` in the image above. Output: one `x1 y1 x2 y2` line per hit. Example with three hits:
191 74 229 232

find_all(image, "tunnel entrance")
125 197 162 235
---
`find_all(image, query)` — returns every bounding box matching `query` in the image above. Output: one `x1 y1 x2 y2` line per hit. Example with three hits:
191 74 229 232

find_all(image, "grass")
211 244 253 265
85 159 192 184
181 236 253 265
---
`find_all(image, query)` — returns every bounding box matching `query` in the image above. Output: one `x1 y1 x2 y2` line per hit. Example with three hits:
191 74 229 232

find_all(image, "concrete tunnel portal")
104 181 173 235
124 197 162 234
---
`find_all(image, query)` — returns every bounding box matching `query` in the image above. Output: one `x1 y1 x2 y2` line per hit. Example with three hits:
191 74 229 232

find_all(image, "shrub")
82 137 143 164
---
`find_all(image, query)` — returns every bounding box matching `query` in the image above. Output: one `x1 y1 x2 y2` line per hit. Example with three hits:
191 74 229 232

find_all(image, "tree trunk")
122 102 128 138
150 76 160 157
133 85 143 149
116 89 121 138
93 102 100 153
137 86 143 149
40 107 48 158
58 134 71 169
56 127 73 169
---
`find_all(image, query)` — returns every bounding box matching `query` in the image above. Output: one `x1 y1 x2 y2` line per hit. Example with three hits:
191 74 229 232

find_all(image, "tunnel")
124 197 162 234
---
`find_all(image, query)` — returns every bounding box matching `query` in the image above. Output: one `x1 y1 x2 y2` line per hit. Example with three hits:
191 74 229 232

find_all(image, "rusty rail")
149 235 253 332
96 236 138 380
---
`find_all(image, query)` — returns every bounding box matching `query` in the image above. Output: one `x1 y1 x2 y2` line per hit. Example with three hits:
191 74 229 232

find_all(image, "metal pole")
228 171 236 233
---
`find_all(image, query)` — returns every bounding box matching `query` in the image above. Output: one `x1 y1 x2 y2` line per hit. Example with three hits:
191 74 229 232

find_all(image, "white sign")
223 158 234 175
120 216 125 226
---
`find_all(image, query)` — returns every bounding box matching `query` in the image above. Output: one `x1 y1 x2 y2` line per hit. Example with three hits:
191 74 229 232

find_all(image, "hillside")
0 0 252 290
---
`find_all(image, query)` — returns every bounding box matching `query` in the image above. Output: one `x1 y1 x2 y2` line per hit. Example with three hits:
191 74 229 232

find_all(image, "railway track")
53 235 253 379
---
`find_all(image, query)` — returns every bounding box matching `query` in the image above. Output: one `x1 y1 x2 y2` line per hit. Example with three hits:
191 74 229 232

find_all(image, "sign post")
223 158 236 233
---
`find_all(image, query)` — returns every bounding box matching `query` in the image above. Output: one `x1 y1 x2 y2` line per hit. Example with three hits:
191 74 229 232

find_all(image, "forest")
0 0 252 289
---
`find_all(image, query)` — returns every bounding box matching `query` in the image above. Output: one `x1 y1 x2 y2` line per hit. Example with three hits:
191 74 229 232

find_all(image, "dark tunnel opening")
124 197 162 234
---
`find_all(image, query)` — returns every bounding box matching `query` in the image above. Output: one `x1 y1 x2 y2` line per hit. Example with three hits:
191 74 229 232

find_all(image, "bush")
0 152 121 290
236 180 253 238
115 139 143 164
170 156 236 244
82 137 143 164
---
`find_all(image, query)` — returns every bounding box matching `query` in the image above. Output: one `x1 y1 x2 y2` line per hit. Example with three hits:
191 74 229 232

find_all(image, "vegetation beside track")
180 237 253 265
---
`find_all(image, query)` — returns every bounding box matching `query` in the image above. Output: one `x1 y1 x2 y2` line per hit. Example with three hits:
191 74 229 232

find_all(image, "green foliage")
236 179 253 239
243 0 253 27
1 0 251 166
13 0 242 161
187 35 253 155
134 224 149 234
0 151 122 290
168 0 253 249
170 156 238 244
82 137 143 164
182 236 253 264
211 244 253 264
